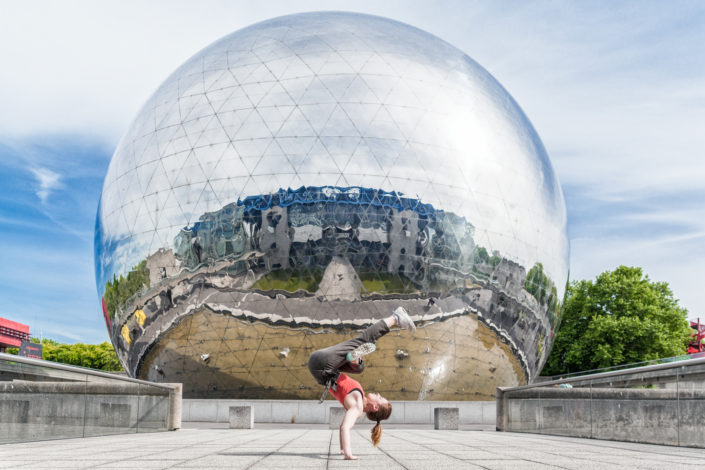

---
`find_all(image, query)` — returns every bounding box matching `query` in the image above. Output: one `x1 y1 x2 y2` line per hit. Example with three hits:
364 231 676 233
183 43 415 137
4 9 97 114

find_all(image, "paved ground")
2 425 704 469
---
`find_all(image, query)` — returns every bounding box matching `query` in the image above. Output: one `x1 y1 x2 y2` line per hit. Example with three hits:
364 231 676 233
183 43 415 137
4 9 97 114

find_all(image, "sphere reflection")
95 11 568 399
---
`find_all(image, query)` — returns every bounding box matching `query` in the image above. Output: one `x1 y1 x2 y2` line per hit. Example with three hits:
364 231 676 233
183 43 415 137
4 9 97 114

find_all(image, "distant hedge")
7 338 123 372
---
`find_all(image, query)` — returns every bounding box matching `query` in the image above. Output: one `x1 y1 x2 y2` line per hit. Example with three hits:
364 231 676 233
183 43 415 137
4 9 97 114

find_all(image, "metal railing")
497 356 705 448
0 352 181 444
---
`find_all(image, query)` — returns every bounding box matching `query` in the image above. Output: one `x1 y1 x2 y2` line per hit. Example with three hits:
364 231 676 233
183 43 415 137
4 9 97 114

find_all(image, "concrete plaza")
1 424 703 469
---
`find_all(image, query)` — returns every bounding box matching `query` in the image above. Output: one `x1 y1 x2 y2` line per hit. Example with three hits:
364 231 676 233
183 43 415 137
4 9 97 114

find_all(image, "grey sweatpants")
308 320 390 385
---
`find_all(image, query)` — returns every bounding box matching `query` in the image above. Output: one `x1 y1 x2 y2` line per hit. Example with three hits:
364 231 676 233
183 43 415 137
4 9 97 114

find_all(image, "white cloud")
1 0 704 338
439 3 705 203
30 167 62 203
619 208 705 230
571 232 705 322
0 1 403 143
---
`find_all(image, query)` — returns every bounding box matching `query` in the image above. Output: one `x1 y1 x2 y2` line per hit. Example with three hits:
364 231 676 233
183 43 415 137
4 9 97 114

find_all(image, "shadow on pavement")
218 451 326 460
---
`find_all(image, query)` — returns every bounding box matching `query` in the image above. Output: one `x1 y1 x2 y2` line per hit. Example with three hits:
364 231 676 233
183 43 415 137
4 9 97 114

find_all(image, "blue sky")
1 0 704 344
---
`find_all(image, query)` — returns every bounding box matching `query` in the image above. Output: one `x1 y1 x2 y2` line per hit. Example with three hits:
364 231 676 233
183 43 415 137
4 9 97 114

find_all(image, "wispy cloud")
0 232 105 343
30 167 62 203
455 2 705 320
571 232 705 314
1 1 704 339
0 139 109 342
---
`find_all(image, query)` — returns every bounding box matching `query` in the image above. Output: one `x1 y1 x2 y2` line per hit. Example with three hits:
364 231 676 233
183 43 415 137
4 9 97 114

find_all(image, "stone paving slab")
1 426 704 469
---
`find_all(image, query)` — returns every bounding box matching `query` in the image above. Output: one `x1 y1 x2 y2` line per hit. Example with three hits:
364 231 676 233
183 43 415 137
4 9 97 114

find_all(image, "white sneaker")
393 306 416 333
346 342 376 362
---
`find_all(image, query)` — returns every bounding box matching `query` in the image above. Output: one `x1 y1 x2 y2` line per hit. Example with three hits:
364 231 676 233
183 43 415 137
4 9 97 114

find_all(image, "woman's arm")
339 407 361 460
339 422 345 455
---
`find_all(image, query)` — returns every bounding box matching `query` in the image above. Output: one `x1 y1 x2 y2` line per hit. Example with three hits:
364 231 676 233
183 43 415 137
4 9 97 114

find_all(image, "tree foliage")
525 262 560 325
103 260 150 318
473 246 501 267
7 338 123 372
543 266 691 376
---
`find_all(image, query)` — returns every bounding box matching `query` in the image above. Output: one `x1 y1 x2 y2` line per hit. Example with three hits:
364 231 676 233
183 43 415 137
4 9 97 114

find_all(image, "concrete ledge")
504 387 705 400
165 383 182 430
1 380 180 443
229 406 254 429
0 380 170 396
182 399 495 425
434 407 459 430
497 386 705 448
329 407 345 429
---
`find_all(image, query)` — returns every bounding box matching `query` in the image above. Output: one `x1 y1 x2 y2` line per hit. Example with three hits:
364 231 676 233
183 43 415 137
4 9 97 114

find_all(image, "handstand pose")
308 307 416 460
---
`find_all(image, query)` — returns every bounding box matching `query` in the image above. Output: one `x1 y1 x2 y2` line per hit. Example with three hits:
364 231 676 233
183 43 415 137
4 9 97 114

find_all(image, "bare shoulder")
343 391 364 414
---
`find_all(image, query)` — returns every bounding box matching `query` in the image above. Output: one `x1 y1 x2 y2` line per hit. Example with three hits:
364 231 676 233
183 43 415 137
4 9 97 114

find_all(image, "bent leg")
355 319 391 344
321 320 391 375
339 359 365 375
308 320 392 381
308 350 331 385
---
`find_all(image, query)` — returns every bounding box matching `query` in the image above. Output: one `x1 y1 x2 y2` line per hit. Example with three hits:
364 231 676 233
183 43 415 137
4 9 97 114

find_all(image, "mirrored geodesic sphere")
95 11 568 399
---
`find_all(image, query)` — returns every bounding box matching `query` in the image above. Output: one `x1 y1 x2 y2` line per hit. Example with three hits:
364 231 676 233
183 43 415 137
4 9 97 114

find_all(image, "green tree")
6 337 58 355
7 338 123 372
103 260 150 318
543 266 691 376
473 246 489 264
525 263 560 325
42 341 123 371
472 246 501 268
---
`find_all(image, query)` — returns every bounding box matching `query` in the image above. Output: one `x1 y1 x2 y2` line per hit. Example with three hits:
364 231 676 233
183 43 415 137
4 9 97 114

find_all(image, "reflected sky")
96 11 568 296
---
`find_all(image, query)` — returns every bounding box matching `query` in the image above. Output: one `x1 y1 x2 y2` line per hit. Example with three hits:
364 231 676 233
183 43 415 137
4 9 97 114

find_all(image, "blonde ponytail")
371 421 382 447
366 402 392 448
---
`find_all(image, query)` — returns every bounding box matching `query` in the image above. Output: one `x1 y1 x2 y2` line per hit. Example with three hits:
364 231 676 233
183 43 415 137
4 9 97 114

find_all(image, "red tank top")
330 373 365 405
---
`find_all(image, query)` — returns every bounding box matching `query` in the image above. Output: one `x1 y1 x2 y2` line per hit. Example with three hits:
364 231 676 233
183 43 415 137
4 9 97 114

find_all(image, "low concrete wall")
497 387 705 448
182 399 495 425
0 380 180 443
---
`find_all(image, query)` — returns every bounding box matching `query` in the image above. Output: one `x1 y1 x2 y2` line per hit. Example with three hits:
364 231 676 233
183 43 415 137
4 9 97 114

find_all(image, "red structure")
0 317 30 352
688 318 705 354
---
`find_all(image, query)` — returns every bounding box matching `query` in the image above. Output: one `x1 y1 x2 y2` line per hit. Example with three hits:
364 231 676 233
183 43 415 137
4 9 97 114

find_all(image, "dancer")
308 306 416 460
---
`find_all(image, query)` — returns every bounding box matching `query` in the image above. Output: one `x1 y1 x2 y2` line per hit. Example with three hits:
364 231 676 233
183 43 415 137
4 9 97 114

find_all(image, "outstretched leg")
307 308 415 384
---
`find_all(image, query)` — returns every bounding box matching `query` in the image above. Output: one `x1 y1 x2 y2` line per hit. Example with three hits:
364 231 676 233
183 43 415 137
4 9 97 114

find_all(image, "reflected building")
95 12 569 399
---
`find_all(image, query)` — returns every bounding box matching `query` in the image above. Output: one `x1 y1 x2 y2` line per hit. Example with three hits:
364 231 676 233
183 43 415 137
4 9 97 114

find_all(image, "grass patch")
252 269 322 293
359 272 417 294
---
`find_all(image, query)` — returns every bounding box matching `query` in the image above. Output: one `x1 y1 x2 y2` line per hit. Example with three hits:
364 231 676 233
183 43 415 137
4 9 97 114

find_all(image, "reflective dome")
95 11 568 399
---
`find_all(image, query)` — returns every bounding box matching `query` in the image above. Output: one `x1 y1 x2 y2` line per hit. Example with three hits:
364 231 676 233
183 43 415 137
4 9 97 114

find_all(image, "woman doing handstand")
307 306 416 460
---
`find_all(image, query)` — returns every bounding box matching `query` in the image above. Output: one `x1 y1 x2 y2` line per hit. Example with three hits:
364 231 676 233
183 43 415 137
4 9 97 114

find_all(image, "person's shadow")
218 451 326 460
